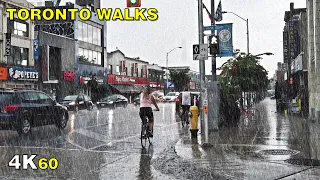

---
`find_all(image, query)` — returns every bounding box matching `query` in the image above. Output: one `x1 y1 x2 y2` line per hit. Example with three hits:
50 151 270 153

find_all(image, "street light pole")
165 47 182 94
166 52 168 94
222 11 249 54
246 18 249 54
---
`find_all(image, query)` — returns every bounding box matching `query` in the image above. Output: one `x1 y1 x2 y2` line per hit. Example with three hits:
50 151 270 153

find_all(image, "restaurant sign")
149 82 164 88
63 71 75 81
8 67 38 80
108 74 149 85
80 76 104 84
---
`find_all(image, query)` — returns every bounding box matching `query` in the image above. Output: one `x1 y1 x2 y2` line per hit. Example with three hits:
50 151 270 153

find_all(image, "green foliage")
169 69 191 92
218 54 269 100
79 55 90 63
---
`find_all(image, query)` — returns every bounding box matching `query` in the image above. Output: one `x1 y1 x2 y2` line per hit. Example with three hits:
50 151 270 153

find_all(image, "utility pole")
198 0 206 136
246 19 249 54
206 0 219 133
211 0 216 82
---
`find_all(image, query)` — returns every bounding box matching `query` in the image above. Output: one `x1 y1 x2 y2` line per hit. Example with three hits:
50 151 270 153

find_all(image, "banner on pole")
216 23 233 57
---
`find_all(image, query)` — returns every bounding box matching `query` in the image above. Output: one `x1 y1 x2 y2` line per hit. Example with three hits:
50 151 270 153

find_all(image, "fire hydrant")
189 105 199 138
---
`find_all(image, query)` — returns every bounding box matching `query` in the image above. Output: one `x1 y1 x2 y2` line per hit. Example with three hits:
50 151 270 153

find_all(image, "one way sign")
193 44 208 60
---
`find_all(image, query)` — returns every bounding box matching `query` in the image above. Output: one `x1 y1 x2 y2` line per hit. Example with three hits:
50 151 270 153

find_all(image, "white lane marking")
77 128 109 143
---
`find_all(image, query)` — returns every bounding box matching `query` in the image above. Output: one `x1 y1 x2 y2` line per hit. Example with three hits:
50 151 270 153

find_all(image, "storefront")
0 67 38 89
108 74 149 103
77 64 108 102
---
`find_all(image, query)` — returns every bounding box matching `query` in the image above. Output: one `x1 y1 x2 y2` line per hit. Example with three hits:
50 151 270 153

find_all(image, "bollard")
189 105 199 138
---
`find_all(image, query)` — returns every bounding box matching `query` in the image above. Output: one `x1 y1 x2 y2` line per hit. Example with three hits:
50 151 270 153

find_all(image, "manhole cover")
285 159 320 166
259 149 299 156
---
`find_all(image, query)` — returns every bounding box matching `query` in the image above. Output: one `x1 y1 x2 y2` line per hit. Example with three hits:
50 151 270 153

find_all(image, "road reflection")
108 110 113 138
137 145 154 180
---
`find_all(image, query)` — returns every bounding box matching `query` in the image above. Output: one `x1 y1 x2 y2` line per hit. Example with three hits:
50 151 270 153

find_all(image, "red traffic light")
290 77 293 84
127 0 141 8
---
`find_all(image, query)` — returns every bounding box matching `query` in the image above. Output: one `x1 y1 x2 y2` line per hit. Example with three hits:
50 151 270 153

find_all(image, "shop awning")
110 84 146 93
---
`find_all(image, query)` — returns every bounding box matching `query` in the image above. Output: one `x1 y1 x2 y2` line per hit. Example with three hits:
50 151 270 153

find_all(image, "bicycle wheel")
141 123 148 148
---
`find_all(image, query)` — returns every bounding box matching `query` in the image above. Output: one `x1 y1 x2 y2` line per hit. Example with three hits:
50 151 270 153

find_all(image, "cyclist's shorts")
139 107 154 122
181 105 190 112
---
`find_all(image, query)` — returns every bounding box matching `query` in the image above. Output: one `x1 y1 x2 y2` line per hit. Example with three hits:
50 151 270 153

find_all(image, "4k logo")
8 155 59 170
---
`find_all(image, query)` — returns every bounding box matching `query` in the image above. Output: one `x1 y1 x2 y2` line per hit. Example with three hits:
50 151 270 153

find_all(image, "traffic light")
127 0 141 8
209 35 220 55
209 43 219 55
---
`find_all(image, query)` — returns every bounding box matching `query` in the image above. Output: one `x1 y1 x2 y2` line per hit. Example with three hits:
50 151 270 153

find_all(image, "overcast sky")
53 0 305 78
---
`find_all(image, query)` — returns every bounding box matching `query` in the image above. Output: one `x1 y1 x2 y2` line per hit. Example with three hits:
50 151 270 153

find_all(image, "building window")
108 65 113 74
7 19 29 37
78 48 102 66
83 23 88 42
97 29 101 46
87 25 93 44
78 21 102 46
97 53 101 65
116 65 120 73
7 46 29 66
78 21 83 41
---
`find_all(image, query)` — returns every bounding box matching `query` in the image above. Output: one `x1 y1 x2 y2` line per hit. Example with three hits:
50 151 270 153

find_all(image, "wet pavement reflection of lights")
95 109 100 125
108 110 113 138
69 113 75 132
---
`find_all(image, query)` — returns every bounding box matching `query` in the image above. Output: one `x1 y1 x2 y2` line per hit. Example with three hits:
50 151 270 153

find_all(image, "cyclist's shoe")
148 131 153 137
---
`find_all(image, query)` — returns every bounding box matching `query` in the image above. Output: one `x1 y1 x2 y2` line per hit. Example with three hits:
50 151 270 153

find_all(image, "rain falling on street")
0 99 319 179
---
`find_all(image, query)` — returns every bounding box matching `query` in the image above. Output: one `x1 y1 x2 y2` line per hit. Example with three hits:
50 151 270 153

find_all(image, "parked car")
0 89 69 135
60 95 93 112
152 92 165 102
164 92 179 102
96 94 128 109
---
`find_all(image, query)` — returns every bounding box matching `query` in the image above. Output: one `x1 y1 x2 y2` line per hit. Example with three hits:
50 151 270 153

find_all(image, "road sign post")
193 44 208 60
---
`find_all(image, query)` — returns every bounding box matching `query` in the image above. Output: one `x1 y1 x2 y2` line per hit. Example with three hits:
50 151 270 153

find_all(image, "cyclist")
181 87 191 124
139 86 160 137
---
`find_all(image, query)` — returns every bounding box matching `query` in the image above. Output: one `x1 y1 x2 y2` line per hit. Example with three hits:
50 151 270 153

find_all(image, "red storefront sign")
64 71 75 81
108 74 149 85
149 82 164 88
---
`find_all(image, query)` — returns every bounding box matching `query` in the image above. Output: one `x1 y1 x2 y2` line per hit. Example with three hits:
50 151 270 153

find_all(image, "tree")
218 54 269 101
169 69 191 92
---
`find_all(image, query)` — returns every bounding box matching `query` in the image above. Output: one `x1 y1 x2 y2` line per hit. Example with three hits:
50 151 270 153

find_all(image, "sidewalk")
174 98 320 179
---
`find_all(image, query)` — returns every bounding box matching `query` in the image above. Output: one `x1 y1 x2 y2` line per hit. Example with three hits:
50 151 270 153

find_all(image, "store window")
7 46 29 66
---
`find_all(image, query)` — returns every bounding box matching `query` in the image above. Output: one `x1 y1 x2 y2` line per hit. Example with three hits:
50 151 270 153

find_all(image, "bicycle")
140 109 159 148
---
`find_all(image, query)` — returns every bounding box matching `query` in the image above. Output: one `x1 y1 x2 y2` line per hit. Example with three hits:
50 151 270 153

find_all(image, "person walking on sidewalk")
181 88 191 124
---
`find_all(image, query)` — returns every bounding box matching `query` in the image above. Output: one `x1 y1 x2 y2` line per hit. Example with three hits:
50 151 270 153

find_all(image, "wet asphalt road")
0 102 184 179
1 99 320 179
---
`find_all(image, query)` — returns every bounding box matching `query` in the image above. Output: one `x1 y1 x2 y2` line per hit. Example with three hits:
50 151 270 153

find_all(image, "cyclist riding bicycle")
139 86 160 137
180 88 191 124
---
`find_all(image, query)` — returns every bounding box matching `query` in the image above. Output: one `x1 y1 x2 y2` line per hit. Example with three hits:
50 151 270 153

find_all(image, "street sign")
204 26 216 31
193 44 208 60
